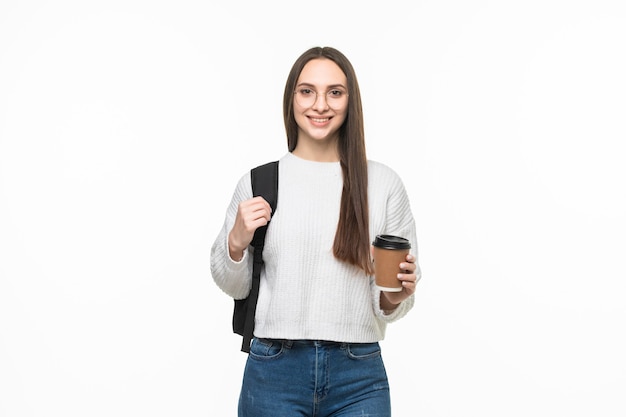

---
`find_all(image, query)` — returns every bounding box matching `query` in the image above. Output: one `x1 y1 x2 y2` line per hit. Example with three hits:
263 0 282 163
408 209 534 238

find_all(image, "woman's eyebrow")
296 82 347 89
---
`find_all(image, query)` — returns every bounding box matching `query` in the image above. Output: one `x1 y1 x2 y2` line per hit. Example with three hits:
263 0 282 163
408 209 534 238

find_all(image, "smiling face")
293 58 348 158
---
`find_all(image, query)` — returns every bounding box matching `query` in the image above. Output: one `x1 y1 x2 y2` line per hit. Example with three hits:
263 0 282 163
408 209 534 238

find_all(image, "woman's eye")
299 88 314 96
329 90 344 97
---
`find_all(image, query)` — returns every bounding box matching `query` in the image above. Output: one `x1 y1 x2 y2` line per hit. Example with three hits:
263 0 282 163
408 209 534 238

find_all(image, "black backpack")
232 161 279 353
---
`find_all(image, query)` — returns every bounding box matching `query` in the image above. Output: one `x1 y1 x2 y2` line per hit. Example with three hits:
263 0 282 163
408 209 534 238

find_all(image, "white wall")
1 1 624 416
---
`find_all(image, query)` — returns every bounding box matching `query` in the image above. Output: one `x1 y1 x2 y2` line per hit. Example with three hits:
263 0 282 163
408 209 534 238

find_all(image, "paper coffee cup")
372 234 411 292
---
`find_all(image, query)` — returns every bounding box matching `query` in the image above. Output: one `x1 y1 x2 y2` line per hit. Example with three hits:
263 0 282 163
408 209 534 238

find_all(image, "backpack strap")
241 160 278 352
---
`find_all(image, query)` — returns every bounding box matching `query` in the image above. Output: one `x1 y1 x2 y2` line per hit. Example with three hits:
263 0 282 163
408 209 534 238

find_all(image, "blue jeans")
238 339 391 417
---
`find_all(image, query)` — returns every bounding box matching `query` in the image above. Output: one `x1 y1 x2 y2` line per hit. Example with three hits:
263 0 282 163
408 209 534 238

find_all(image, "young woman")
211 46 420 417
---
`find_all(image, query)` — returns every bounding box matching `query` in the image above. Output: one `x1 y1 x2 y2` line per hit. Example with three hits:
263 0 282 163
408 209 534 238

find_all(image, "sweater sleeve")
209 172 255 300
370 165 420 322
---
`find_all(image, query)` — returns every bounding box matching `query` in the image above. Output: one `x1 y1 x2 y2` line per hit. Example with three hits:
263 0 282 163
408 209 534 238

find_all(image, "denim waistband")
257 338 377 349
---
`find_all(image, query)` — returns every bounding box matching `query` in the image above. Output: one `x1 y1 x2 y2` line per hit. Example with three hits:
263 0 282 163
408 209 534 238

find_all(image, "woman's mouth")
309 116 331 125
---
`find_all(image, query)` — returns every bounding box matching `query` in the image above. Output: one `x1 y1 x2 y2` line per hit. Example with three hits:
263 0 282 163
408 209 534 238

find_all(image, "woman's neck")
292 137 340 162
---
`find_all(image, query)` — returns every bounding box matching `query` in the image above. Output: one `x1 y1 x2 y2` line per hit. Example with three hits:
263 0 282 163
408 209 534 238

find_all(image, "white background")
1 1 625 416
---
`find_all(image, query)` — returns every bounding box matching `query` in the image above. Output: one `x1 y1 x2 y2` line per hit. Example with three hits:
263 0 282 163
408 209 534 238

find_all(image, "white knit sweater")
210 152 419 343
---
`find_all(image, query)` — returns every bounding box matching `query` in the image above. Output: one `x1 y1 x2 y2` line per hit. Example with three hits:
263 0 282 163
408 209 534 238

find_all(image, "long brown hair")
283 46 373 275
